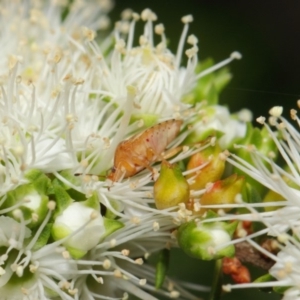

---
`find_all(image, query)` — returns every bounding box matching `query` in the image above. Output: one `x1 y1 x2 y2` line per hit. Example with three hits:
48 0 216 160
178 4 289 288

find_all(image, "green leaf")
182 59 232 106
130 114 159 128
253 273 279 293
209 259 223 300
205 83 219 105
52 181 73 217
31 223 52 251
67 246 87 259
155 249 169 289
253 273 275 283
273 286 291 294
214 69 232 93
25 169 52 195
101 217 124 241
84 192 100 211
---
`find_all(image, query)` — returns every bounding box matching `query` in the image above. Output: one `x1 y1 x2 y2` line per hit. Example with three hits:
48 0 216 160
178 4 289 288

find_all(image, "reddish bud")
187 144 225 191
222 257 241 275
223 257 251 284
196 174 244 215
231 265 251 284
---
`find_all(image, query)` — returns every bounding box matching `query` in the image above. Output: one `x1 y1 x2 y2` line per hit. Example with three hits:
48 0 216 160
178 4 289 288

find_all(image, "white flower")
52 201 105 258
0 0 244 299
269 244 300 291
189 105 249 148
223 106 300 296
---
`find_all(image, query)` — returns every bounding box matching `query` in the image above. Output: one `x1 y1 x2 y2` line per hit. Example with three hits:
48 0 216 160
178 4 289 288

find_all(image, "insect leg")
161 146 182 160
128 150 156 178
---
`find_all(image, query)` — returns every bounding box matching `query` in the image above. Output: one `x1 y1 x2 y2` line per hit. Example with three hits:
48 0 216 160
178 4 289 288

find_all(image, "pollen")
277 233 289 243
222 284 232 292
97 276 104 284
121 249 130 256
141 8 157 21
82 175 91 183
268 151 276 158
103 137 111 149
121 8 132 20
182 145 189 152
219 151 229 161
132 12 140 21
68 288 78 296
47 201 56 210
290 109 297 120
185 46 198 58
139 35 148 46
130 217 141 225
16 265 24 277
114 269 122 278
181 14 193 23
59 280 70 289
276 269 287 279
82 27 96 41
256 116 266 124
187 34 198 45
115 39 126 52
170 290 180 298
90 210 99 220
153 221 160 231
29 264 38 273
284 261 293 273
31 213 39 222
155 24 165 35
80 159 89 168
103 259 111 269
236 228 247 238
193 202 201 212
135 258 143 265
62 250 70 259
269 106 283 117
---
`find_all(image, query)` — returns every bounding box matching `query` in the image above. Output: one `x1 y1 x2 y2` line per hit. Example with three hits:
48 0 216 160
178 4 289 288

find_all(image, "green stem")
209 259 223 300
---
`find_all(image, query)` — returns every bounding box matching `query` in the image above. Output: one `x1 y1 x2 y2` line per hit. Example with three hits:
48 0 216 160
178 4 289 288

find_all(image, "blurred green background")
108 0 299 299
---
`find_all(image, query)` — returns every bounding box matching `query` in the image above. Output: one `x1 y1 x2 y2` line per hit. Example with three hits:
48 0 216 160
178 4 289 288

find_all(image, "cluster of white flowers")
0 0 251 299
223 106 300 299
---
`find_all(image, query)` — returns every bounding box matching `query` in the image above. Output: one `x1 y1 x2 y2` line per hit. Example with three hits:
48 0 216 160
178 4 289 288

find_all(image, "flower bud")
184 105 248 149
177 215 237 260
263 174 298 211
197 174 244 215
232 124 278 194
187 144 225 190
51 193 105 259
154 161 189 209
223 257 251 283
5 170 51 228
263 190 285 212
231 265 251 283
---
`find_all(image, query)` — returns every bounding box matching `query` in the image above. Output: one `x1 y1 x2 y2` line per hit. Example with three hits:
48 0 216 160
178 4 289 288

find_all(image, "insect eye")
105 167 115 177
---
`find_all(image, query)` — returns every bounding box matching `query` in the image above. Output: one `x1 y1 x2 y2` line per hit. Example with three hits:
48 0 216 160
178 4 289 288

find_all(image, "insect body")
107 119 183 182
